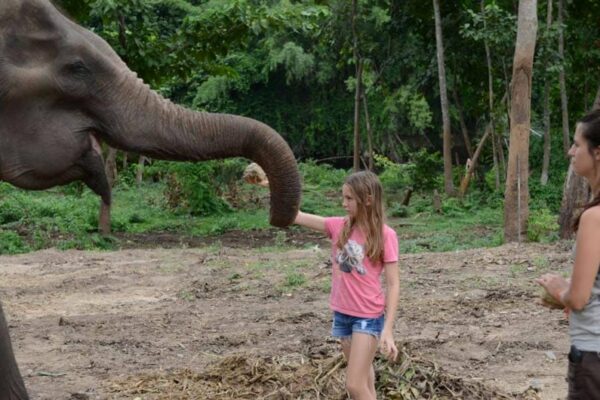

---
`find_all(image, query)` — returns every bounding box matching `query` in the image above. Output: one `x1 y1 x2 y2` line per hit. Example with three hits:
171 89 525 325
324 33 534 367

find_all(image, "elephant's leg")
0 302 29 400
76 147 112 236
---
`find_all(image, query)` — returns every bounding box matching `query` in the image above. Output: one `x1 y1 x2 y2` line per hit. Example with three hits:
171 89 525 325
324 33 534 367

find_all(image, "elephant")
0 0 301 398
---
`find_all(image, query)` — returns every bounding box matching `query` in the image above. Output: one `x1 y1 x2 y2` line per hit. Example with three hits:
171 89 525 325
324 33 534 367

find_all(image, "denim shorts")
331 311 384 339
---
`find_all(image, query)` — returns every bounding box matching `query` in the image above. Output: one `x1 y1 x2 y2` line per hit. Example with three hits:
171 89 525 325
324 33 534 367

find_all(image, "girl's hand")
379 331 398 361
535 273 569 307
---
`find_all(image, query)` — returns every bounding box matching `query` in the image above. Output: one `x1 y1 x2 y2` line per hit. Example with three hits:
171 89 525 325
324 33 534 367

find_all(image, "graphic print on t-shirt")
335 240 366 275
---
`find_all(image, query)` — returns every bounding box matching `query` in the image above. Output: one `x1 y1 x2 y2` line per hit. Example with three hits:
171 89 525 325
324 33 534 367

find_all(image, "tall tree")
540 0 554 185
352 0 362 171
481 0 500 190
558 0 570 154
433 0 454 195
504 0 537 243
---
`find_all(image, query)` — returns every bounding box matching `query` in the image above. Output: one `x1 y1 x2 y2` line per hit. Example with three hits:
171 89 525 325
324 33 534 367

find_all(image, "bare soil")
0 230 574 399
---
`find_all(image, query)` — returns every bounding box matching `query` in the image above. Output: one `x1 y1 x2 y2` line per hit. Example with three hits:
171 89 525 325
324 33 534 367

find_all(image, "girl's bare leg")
368 364 376 398
341 333 378 400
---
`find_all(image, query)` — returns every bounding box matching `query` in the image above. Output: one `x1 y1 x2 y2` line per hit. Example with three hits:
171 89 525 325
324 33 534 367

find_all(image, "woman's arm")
380 261 399 360
294 211 326 233
538 207 600 311
563 207 600 310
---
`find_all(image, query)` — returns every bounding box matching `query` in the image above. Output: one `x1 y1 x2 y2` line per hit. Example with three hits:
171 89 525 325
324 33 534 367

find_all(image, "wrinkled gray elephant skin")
0 0 302 398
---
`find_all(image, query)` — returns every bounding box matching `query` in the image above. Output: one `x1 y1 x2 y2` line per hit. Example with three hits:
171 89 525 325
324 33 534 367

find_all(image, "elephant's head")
0 0 301 227
0 0 302 397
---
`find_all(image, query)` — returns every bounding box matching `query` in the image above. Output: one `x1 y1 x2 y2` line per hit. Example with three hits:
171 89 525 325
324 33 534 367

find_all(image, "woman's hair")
573 109 600 232
337 170 385 262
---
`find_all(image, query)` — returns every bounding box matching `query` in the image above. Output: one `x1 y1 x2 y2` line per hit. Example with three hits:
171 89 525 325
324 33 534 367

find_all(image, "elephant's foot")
98 201 111 235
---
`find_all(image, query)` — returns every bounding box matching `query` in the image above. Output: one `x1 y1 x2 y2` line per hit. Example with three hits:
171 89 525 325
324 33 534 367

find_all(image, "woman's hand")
379 331 398 361
535 273 569 308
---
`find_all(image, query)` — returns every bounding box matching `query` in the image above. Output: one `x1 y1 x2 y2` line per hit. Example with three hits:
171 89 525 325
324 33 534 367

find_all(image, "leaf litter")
109 346 541 399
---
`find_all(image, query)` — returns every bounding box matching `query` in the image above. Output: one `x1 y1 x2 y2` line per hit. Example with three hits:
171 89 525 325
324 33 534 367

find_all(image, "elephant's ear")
4 1 62 67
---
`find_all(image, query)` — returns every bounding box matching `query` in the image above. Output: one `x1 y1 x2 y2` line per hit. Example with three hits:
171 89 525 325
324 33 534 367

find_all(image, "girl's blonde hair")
337 170 385 262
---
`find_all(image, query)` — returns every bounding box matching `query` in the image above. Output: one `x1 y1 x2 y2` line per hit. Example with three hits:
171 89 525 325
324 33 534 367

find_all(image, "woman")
537 110 600 399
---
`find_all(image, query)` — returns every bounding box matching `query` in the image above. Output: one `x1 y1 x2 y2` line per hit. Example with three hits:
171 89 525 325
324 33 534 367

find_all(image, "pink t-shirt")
324 217 398 318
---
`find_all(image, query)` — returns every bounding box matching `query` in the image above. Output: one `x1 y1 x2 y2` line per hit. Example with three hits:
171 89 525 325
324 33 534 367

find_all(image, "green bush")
410 149 443 191
528 208 559 242
388 203 409 218
148 160 234 216
0 231 30 254
374 154 414 194
0 201 25 224
299 160 348 189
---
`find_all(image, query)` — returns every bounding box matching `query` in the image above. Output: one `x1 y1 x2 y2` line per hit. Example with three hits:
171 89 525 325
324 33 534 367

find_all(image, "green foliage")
57 234 119 251
267 42 315 84
373 150 442 195
0 202 25 224
409 150 443 191
528 208 559 243
9 1 598 253
0 231 30 255
382 86 433 134
148 160 241 216
283 271 307 288
299 161 348 189
388 203 409 218
397 194 504 254
374 154 414 193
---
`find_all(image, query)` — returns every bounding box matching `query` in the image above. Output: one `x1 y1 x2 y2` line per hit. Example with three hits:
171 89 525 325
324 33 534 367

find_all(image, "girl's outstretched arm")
294 211 326 233
380 261 399 361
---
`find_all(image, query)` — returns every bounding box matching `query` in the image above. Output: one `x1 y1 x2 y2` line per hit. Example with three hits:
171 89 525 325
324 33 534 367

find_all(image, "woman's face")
568 124 599 178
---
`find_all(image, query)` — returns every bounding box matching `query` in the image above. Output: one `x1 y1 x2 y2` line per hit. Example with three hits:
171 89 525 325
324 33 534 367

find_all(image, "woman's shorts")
331 311 384 339
567 346 600 399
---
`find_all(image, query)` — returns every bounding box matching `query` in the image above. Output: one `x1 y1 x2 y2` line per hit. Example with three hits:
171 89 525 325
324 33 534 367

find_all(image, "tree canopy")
54 0 599 200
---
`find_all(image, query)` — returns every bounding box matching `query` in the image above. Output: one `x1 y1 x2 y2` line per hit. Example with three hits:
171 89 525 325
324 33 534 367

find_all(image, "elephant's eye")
65 60 90 76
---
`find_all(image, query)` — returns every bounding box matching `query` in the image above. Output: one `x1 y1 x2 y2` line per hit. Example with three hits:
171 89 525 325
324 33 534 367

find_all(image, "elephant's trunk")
99 76 301 227
0 303 28 400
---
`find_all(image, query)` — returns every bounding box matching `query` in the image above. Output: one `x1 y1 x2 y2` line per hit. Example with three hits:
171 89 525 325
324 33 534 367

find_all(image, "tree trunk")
497 127 507 179
558 0 570 154
558 165 590 238
351 0 362 172
540 77 551 185
492 126 500 190
481 0 499 189
540 0 554 186
136 155 148 186
353 60 363 172
460 123 493 197
433 0 454 195
504 0 537 243
451 88 473 158
362 94 374 171
558 86 600 238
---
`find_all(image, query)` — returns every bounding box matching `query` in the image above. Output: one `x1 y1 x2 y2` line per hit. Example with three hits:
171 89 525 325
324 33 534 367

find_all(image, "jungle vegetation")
1 0 598 254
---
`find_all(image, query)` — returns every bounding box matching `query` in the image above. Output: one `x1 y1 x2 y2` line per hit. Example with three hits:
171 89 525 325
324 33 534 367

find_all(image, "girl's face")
342 184 359 218
569 124 600 178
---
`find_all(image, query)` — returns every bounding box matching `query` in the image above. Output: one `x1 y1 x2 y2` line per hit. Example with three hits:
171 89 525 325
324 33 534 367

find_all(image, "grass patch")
393 197 504 254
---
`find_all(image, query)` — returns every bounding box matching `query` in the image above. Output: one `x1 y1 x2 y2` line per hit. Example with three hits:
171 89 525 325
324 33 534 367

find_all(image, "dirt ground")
0 229 575 399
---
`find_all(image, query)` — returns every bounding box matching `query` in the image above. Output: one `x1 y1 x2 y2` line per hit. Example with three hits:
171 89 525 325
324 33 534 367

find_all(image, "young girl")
537 110 600 399
294 170 399 400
